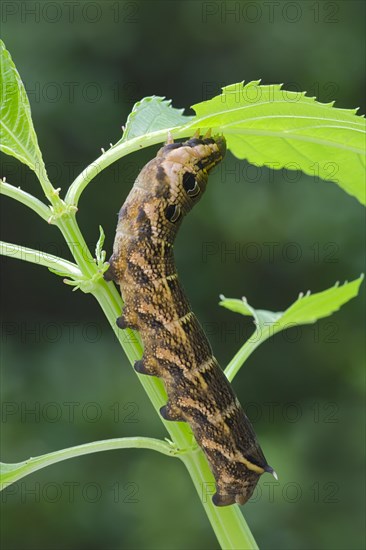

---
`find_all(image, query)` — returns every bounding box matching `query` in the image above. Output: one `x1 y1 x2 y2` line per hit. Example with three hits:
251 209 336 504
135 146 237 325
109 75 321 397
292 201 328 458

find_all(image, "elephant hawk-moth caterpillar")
105 132 276 506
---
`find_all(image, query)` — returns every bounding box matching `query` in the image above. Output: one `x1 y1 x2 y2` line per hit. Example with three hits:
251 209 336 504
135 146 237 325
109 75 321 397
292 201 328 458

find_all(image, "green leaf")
117 96 192 144
218 297 282 328
221 274 364 330
0 437 177 490
189 81 366 205
276 276 364 327
222 274 364 381
0 40 44 172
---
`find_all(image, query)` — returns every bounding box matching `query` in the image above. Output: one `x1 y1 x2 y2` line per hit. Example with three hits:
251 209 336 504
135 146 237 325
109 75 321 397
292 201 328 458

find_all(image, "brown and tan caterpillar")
105 132 276 506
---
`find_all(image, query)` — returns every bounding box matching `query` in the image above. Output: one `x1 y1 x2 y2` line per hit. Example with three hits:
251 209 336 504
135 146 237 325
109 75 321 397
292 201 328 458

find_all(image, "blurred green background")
1 1 365 549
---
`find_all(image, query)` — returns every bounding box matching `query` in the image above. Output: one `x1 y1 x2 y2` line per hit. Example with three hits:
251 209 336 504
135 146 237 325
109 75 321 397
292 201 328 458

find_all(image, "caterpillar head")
122 133 226 243
156 134 226 227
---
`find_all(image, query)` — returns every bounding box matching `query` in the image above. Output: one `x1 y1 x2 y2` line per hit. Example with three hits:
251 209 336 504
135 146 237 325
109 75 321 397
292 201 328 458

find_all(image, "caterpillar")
105 131 276 506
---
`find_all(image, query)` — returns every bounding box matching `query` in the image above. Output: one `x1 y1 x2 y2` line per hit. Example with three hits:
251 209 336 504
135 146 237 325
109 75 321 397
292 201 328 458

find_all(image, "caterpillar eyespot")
165 203 181 223
183 172 200 197
106 133 275 506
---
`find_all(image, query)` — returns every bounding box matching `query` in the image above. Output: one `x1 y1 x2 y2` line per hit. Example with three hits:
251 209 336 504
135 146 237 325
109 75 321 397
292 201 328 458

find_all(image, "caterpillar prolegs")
106 132 276 506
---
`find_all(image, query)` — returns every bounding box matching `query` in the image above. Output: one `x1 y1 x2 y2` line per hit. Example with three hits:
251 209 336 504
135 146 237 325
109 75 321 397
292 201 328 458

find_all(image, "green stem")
225 324 284 382
54 212 98 279
0 241 81 277
0 180 51 221
36 161 59 202
180 449 259 550
65 126 197 207
1 437 175 490
224 330 265 382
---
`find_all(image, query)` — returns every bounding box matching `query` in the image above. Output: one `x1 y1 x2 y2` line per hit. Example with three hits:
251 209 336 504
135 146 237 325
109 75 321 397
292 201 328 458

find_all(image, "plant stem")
180 449 259 550
0 180 51 221
56 216 96 277
1 437 176 490
65 126 197 207
224 332 265 382
0 241 81 276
